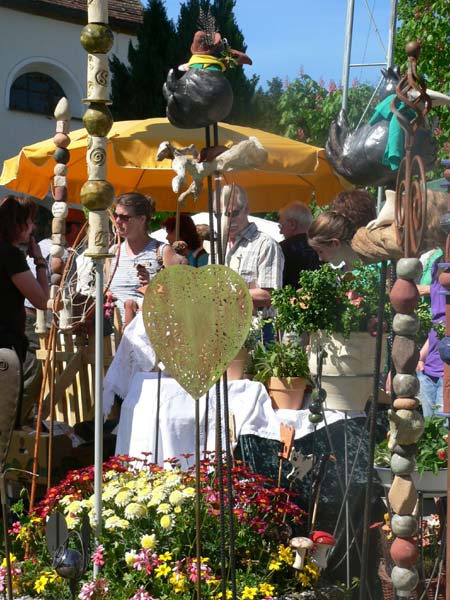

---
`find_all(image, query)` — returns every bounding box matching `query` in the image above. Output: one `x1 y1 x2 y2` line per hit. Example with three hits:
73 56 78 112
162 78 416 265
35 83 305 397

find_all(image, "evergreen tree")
110 0 177 119
250 77 284 133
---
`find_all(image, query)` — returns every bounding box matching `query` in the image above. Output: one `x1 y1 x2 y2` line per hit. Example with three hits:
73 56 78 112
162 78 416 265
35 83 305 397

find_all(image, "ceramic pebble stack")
51 97 72 286
387 257 425 596
79 0 114 257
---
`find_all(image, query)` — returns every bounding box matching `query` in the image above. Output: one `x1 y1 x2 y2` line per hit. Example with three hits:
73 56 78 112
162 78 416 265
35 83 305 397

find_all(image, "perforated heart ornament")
142 265 253 399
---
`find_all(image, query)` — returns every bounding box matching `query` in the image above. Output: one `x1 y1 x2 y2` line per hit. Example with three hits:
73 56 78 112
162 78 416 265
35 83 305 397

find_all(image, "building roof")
0 0 143 33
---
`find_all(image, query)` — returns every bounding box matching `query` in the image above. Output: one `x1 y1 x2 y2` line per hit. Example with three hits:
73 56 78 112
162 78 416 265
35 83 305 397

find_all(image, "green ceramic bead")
309 402 322 415
80 24 114 54
80 180 114 211
311 387 327 402
308 413 323 424
83 103 113 137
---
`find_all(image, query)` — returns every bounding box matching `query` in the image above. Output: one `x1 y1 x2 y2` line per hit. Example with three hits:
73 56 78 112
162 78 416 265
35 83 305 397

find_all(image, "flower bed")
0 455 328 600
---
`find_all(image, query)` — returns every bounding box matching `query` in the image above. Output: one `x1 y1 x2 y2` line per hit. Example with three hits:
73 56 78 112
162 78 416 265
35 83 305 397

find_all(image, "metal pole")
93 260 104 577
386 0 398 69
341 0 355 111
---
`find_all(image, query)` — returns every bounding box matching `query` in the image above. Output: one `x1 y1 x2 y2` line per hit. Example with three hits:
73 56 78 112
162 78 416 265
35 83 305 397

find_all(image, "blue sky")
160 0 395 88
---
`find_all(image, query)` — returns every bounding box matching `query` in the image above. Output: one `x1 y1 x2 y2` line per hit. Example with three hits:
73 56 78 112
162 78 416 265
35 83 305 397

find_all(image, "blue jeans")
417 371 443 417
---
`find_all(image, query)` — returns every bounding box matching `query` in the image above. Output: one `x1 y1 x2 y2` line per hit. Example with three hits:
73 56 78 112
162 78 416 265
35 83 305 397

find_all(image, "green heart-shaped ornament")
142 265 253 399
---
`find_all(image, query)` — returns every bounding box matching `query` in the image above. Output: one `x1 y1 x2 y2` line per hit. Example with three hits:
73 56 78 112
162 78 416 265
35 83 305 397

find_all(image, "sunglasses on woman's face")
113 212 136 222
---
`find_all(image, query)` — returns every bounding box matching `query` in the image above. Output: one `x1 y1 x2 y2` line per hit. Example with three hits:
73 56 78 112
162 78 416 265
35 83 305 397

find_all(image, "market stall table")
115 372 365 464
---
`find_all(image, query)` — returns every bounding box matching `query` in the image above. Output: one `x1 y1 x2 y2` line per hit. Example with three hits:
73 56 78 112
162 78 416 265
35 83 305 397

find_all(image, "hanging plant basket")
308 331 385 411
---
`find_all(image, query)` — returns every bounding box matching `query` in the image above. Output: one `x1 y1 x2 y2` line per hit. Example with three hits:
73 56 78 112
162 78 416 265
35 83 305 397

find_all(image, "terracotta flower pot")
267 377 307 410
227 348 250 381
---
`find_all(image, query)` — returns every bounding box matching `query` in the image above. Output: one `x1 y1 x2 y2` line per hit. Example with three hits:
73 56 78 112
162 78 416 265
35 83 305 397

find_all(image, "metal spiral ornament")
392 41 429 258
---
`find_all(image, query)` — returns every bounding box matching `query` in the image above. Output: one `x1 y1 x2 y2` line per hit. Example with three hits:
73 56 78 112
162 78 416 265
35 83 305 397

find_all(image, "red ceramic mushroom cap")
310 530 336 545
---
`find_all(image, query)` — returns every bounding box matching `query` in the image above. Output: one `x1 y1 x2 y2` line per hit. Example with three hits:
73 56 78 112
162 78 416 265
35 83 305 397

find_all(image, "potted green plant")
227 316 263 381
271 263 389 411
374 414 448 494
252 340 311 410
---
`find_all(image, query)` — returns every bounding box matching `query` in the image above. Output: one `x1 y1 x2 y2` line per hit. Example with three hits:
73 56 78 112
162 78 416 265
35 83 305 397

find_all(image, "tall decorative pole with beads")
79 0 114 565
384 42 429 599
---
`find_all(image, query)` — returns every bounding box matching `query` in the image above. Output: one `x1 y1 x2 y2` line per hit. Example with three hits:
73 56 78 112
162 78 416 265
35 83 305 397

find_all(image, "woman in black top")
0 195 49 360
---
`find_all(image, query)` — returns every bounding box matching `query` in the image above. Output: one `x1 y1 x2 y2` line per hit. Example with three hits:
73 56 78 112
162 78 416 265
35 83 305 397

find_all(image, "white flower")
168 490 184 506
66 500 83 515
156 503 171 515
115 488 133 507
124 503 148 519
105 515 130 530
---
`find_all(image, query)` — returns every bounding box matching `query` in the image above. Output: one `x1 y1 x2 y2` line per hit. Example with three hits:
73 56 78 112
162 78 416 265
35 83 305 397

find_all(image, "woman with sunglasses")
109 192 178 327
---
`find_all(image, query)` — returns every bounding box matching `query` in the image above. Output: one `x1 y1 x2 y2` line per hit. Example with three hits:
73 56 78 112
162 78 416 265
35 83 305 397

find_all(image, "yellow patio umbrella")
1 118 350 211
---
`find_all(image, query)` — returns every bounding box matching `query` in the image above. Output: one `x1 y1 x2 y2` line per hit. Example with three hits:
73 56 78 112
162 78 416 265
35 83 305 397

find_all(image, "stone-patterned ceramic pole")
387 42 429 598
79 0 114 568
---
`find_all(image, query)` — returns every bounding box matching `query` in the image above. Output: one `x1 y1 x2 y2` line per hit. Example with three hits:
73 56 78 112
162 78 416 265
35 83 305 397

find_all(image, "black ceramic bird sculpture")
325 67 447 187
163 8 251 129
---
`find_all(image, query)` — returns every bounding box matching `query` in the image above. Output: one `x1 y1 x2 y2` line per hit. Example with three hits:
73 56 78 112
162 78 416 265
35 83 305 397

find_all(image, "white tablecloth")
104 313 156 416
115 373 364 465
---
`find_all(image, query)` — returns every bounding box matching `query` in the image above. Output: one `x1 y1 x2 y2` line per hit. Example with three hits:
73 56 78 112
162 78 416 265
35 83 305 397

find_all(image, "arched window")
9 72 65 116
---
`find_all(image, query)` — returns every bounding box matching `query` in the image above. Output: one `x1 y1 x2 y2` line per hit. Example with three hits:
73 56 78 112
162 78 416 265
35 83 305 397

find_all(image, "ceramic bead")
391 514 418 538
396 258 422 281
390 279 419 314
388 475 417 515
392 314 419 336
393 374 419 397
390 537 419 568
392 336 420 373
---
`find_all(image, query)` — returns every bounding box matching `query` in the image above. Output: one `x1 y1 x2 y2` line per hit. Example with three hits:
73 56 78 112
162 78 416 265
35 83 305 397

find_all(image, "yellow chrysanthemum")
149 487 166 506
65 514 79 529
155 563 171 578
183 487 195 498
125 551 138 566
141 534 157 550
115 488 133 507
124 502 147 519
241 586 258 599
160 514 173 529
164 472 182 486
156 502 171 514
168 490 184 506
66 500 83 515
104 515 129 529
103 484 120 501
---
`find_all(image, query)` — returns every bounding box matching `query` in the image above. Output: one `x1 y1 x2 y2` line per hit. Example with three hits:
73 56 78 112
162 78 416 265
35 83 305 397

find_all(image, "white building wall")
0 6 134 179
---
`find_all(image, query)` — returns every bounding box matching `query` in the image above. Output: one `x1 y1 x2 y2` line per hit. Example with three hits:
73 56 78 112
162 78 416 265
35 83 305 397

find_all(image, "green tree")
278 74 375 147
250 77 284 133
395 0 450 162
110 0 177 119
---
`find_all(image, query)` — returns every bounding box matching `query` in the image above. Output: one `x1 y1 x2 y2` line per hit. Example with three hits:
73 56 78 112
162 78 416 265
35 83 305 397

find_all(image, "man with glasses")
278 201 320 288
220 184 284 341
